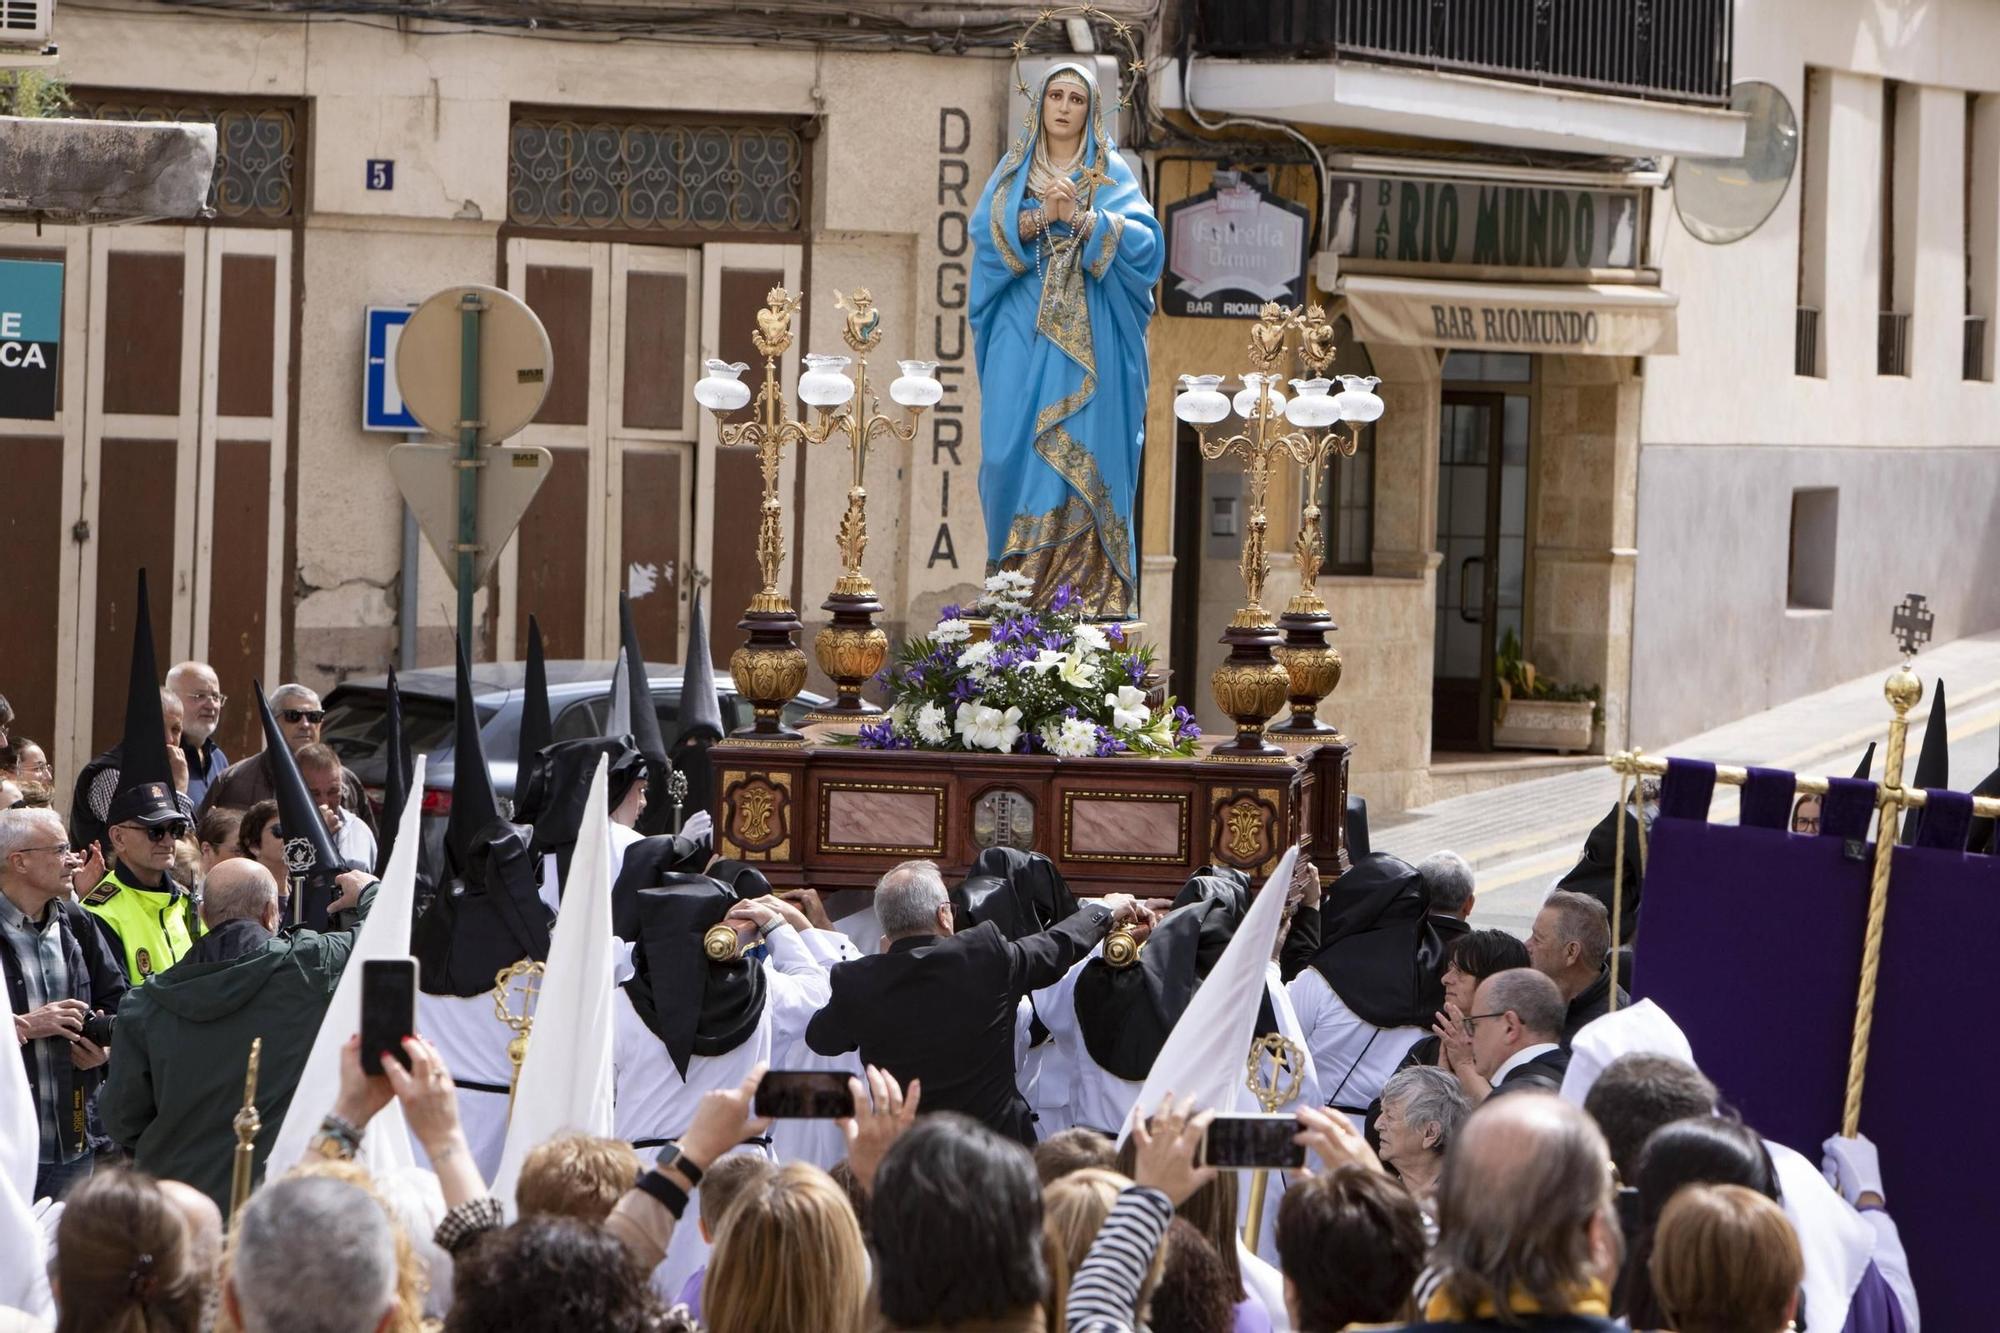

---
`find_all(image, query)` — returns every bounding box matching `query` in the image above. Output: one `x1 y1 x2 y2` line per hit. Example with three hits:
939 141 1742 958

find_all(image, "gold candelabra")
695 287 941 740
229 1036 263 1228
804 289 936 724
1176 303 1380 756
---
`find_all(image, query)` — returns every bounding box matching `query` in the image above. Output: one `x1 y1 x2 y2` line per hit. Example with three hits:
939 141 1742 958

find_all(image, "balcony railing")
1188 0 1734 106
1878 312 1910 377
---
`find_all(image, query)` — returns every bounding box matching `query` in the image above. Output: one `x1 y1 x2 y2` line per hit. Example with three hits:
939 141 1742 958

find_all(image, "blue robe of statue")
970 63 1164 618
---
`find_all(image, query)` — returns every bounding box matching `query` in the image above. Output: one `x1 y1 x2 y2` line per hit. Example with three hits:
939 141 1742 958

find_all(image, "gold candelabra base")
726 595 811 746
1270 592 1343 739
804 574 889 726
1209 609 1292 760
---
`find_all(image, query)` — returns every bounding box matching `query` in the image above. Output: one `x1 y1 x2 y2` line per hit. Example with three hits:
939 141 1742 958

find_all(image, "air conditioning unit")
0 0 53 50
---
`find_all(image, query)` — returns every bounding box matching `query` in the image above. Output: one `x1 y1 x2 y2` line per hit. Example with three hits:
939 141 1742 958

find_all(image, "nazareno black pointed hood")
1307 854 1447 1031
610 832 716 942
377 665 414 877
113 568 173 798
252 679 357 929
1074 866 1275 1082
416 637 550 997
672 585 727 824
1554 803 1642 944
624 875 767 1078
516 615 554 810
1851 741 1877 781
1901 679 1949 846
952 847 1079 939
618 593 676 837
518 735 648 891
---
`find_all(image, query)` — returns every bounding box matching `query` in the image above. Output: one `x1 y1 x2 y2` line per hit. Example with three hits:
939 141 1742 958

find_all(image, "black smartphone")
754 1070 857 1119
360 958 418 1076
1199 1113 1306 1170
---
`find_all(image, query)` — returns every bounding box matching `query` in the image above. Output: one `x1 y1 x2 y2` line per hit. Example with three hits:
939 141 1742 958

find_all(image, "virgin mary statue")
971 62 1163 618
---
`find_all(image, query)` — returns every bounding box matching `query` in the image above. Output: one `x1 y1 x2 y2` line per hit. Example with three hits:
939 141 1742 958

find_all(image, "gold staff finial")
1241 1032 1305 1252
229 1036 264 1228
493 959 546 1122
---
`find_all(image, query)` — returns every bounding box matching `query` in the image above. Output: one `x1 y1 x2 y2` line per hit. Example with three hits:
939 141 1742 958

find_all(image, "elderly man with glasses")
2 806 130 1201
198 684 376 838
167 661 231 809
78 781 204 986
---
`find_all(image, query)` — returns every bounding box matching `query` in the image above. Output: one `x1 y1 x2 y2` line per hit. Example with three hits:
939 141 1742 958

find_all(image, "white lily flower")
1106 684 1150 732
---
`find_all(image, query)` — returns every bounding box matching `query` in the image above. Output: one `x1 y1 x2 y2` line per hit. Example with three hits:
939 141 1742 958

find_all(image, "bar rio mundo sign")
1163 173 1310 319
1330 172 1644 271
0 259 62 421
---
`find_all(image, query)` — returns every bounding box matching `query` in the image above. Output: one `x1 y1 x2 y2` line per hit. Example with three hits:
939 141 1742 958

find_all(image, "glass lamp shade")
799 353 856 408
890 359 944 408
1172 373 1231 425
1333 374 1385 424
1232 372 1286 420
694 359 752 414
1284 377 1339 429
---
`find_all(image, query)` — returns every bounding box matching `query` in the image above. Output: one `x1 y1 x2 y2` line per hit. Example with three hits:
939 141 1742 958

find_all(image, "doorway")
1431 390 1530 750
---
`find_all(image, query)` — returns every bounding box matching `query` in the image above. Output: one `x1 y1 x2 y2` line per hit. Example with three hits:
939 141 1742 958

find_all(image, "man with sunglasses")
78 781 204 986
199 684 376 838
1 806 129 1201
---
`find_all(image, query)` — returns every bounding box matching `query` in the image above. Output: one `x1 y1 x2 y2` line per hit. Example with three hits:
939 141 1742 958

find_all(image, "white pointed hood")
1120 846 1298 1140
1557 998 1695 1108
267 756 430 1177
490 755 619 1211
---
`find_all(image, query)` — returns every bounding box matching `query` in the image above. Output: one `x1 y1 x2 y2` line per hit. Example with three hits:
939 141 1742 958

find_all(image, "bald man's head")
1432 1093 1621 1317
203 858 280 930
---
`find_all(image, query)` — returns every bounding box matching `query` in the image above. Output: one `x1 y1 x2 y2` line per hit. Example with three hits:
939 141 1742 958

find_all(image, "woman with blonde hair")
51 1169 208 1333
1648 1183 1804 1333
701 1162 870 1333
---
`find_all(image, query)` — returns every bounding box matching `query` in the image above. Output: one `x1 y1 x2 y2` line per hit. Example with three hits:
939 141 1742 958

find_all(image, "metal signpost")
392 284 554 650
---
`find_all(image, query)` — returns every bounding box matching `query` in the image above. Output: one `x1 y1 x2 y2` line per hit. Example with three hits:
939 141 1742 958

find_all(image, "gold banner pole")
228 1036 263 1228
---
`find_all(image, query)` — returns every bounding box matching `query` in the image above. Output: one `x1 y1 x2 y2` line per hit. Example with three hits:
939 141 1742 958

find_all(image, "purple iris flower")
939 604 962 622
858 719 909 750
1172 705 1201 742
1126 658 1147 686
1106 623 1125 644
950 678 979 702
1049 583 1081 615
1094 727 1127 757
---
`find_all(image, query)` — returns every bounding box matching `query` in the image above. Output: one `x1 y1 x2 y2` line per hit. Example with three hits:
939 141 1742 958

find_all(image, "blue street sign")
364 305 420 432
0 258 63 421
367 160 395 191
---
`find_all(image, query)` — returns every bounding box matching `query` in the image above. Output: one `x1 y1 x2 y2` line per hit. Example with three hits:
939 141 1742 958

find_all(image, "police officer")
80 782 202 985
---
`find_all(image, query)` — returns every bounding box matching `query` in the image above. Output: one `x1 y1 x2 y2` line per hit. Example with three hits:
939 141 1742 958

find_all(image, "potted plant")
1492 627 1600 754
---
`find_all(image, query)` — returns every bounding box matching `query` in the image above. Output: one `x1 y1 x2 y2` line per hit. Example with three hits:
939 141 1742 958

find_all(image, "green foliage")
1494 626 1602 726
0 71 71 119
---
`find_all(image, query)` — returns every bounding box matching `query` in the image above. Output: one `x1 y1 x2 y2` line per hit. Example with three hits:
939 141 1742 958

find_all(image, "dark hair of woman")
1622 1115 1784 1330
443 1216 668 1333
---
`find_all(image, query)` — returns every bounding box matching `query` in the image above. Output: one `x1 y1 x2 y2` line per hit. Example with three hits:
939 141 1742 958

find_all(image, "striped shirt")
1066 1184 1176 1333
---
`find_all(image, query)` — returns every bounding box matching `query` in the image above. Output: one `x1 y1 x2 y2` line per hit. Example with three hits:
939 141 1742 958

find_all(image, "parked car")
321 659 825 862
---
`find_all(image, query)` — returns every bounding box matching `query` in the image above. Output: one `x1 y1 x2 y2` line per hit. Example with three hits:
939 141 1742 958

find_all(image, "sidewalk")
1368 629 2000 933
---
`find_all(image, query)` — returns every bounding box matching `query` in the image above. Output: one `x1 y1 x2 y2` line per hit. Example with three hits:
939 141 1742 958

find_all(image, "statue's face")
1041 78 1090 142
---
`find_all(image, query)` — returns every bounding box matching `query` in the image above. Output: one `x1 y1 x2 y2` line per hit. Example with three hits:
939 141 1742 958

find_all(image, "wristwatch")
658 1146 705 1187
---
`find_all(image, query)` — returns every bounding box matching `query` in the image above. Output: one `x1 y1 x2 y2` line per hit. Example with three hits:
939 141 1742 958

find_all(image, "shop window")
1320 317 1376 574
1787 488 1838 611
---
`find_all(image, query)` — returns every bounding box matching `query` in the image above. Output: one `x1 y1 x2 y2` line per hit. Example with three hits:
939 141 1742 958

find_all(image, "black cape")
610 832 715 942
519 735 648 891
1554 803 1643 944
412 820 551 997
952 847 1079 940
623 876 766 1077
1305 854 1446 1031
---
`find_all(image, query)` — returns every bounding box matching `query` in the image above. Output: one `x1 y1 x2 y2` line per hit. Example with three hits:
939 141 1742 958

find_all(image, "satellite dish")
1672 81 1799 245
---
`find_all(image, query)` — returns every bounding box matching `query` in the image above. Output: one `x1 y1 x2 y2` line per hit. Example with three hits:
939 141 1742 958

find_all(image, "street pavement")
1369 630 2000 936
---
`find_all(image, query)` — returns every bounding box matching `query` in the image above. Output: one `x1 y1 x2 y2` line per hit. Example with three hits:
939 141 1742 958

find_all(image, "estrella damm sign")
0 259 63 421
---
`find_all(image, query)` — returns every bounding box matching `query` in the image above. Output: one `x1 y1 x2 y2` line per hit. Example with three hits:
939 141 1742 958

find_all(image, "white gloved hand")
1822 1132 1884 1205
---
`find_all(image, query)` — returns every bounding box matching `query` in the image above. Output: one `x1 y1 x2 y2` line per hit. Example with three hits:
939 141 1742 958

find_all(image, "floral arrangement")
855 572 1202 757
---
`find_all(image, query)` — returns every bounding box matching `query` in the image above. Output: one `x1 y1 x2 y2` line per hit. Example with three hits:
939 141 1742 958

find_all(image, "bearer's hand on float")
755 893 813 935
777 888 835 932
725 898 783 938
1291 861 1321 910
1097 892 1143 926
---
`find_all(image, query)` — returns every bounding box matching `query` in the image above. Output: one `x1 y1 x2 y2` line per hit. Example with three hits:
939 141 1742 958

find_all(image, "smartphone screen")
754 1070 857 1119
1200 1114 1306 1170
360 958 417 1076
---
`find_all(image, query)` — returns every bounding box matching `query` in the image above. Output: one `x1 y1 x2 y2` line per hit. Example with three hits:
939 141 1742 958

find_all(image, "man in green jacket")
101 857 377 1213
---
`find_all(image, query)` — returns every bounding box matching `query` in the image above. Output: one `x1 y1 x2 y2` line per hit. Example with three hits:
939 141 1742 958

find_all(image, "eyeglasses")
117 823 189 843
1460 1010 1510 1033
186 691 228 706
14 844 75 859
279 709 326 725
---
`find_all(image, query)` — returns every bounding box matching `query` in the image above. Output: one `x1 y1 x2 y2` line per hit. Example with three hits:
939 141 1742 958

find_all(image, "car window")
321 692 458 764
553 699 607 742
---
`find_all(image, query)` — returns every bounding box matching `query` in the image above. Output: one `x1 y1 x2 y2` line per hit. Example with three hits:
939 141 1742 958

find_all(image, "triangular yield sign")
388 441 554 588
